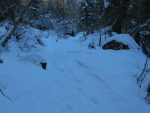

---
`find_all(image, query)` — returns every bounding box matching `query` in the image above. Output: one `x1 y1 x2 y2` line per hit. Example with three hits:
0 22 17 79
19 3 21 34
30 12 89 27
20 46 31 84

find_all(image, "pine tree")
78 0 103 34
0 0 20 22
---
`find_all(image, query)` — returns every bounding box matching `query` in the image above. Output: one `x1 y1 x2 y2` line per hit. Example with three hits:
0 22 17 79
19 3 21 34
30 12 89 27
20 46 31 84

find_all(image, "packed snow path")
0 32 150 113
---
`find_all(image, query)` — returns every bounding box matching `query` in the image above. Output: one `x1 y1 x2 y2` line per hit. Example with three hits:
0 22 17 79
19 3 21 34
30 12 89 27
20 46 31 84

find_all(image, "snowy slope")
0 28 150 113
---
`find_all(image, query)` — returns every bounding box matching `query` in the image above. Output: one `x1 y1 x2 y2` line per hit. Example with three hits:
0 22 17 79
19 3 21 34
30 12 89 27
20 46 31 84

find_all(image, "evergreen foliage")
78 0 103 34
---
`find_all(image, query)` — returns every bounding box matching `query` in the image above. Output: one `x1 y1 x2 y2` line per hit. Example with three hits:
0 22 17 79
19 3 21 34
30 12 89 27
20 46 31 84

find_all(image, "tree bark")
112 0 130 33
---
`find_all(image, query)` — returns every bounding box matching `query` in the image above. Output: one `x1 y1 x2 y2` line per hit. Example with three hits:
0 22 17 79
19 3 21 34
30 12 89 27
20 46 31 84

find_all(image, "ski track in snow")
75 59 126 100
0 32 150 113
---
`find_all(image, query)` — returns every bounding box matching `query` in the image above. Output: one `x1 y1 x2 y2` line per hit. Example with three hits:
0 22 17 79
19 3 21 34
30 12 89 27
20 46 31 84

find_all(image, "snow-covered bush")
16 27 47 52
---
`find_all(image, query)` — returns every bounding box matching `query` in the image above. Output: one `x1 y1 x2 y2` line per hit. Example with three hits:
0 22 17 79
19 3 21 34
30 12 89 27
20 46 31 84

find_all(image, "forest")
0 0 150 113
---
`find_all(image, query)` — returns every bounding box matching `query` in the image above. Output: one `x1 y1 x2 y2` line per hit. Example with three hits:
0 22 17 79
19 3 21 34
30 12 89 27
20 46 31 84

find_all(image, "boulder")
103 40 129 50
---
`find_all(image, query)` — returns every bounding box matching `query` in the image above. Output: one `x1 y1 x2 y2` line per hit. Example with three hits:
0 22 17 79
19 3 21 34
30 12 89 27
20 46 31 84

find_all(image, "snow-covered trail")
0 33 150 113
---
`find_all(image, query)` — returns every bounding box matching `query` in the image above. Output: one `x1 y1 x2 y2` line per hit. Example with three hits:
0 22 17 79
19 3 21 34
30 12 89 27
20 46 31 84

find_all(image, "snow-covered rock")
103 40 129 50
103 34 140 50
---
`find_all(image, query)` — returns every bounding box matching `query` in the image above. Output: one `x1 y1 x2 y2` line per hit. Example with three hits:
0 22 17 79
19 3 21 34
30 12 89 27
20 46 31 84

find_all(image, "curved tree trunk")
2 0 33 47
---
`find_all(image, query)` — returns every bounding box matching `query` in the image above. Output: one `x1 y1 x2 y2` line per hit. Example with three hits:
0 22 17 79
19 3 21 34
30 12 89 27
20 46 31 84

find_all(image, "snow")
0 27 7 37
0 25 150 113
140 31 150 36
104 0 110 8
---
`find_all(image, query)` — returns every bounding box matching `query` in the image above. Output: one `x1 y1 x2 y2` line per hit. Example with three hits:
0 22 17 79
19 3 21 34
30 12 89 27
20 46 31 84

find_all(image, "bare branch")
137 57 150 86
0 89 14 102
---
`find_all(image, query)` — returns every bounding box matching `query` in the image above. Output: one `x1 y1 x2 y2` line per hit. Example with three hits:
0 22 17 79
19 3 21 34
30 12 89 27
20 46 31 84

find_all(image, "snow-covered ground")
0 26 150 113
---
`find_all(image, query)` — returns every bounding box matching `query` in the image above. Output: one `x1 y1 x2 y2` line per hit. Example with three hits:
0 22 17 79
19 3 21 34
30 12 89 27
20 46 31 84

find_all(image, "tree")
2 0 33 47
0 0 20 22
78 0 103 34
104 0 131 33
47 0 78 20
129 0 150 24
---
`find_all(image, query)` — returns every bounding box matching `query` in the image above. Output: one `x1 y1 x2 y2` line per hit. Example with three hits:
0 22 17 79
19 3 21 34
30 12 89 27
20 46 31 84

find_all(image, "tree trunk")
2 0 33 47
112 0 130 33
112 11 126 33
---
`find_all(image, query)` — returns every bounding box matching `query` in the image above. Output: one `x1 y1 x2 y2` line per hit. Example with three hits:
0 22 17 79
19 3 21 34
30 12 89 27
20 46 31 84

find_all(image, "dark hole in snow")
64 30 75 37
37 39 45 46
88 43 95 49
37 25 49 31
0 59 3 64
103 40 129 50
41 62 47 70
